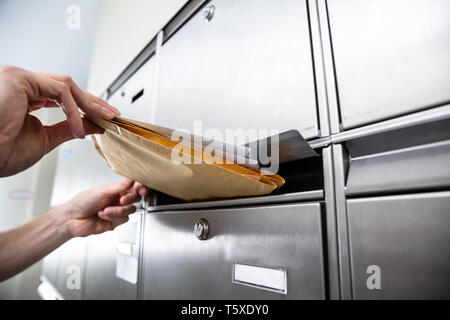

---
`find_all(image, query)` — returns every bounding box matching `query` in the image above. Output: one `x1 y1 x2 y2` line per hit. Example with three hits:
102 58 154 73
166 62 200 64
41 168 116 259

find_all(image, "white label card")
232 263 287 294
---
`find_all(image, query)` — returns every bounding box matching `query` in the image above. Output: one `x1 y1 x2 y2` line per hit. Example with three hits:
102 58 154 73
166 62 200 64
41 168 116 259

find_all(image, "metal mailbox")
142 203 326 299
327 0 450 129
155 0 319 139
347 192 450 299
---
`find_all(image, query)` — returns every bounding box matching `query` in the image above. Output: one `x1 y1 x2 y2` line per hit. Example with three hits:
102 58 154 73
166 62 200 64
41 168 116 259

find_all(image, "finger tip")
100 106 116 120
75 132 85 139
73 125 86 139
119 179 134 192
139 187 147 196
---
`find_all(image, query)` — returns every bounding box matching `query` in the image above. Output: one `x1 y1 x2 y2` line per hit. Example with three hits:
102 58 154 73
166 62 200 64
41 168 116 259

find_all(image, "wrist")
49 203 75 242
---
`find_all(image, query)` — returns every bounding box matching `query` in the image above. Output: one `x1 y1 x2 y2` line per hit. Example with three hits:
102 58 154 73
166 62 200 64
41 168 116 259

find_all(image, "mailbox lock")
193 218 209 240
203 5 216 22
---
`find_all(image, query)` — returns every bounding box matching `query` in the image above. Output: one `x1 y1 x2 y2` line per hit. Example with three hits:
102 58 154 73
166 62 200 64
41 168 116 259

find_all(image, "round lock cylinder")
193 218 209 240
203 5 216 22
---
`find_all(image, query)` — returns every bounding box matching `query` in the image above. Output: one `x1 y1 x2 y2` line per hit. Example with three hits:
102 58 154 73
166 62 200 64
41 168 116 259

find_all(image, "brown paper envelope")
88 116 284 201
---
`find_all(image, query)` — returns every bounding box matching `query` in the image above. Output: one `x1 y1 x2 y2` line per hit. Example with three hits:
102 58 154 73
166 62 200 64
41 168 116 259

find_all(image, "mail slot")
149 148 325 208
107 57 155 122
343 116 450 196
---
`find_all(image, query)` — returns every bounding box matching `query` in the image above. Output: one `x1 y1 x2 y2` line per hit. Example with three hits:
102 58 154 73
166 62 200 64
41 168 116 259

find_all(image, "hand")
0 65 121 177
58 179 147 238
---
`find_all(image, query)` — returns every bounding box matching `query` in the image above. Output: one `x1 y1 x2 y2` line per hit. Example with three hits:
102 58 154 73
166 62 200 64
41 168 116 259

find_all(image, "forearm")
0 206 72 281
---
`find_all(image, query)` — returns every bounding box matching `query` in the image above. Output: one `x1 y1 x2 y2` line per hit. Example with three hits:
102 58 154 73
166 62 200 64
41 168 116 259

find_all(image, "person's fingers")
26 73 85 138
102 179 135 197
119 182 147 205
139 186 147 197
131 182 147 196
119 192 141 206
83 118 105 135
98 205 136 221
93 217 128 232
37 72 120 119
110 217 130 229
29 98 60 112
85 91 121 116
45 118 104 152
93 219 115 234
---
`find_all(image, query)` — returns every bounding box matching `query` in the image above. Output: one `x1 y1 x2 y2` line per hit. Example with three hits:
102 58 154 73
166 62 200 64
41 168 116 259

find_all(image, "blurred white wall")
0 0 100 299
0 0 188 300
87 0 188 95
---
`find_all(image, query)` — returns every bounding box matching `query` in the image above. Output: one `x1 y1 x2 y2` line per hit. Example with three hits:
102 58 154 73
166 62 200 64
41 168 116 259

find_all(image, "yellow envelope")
87 116 284 201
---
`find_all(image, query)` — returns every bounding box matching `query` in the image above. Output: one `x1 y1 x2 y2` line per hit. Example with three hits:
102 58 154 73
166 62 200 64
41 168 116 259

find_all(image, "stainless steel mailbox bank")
40 0 450 300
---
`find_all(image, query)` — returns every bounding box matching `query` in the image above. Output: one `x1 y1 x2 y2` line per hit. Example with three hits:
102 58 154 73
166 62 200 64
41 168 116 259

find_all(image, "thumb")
45 118 104 151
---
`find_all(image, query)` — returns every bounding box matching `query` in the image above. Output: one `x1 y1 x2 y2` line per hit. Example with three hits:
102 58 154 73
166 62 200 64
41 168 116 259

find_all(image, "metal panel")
332 104 450 144
307 0 330 137
346 140 450 196
347 192 450 299
322 146 340 299
41 249 60 289
142 203 326 299
107 57 155 123
50 137 123 208
155 0 319 139
331 144 352 299
148 189 324 212
83 212 142 300
53 238 87 300
92 148 123 187
50 140 97 207
327 0 450 129
317 0 340 134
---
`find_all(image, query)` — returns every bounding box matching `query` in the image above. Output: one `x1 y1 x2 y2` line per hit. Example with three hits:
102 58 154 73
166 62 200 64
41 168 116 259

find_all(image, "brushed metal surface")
50 140 98 207
107 57 155 122
331 144 352 299
41 250 59 289
327 0 450 129
317 0 340 134
107 39 157 99
51 137 124 208
147 189 324 212
142 203 326 299
83 212 143 299
53 238 87 300
346 140 450 196
163 0 208 42
155 0 319 139
332 104 450 144
347 192 450 299
307 0 331 137
322 146 340 299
